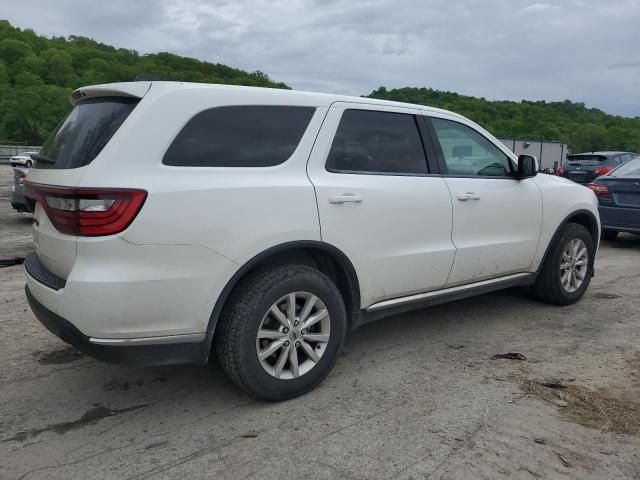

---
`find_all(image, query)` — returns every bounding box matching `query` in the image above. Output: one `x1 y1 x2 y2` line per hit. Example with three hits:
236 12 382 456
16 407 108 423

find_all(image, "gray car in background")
556 151 638 184
10 167 33 213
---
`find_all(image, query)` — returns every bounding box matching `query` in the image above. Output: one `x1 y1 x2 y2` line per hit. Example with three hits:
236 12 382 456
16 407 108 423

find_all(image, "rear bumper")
599 205 640 233
26 285 211 366
25 238 237 339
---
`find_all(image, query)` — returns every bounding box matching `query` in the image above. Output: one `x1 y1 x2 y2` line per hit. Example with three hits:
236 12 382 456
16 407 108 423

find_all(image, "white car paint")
9 151 38 167
307 102 456 306
25 82 599 343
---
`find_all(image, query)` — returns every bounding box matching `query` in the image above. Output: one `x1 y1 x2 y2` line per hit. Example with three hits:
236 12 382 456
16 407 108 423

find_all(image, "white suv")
24 82 599 400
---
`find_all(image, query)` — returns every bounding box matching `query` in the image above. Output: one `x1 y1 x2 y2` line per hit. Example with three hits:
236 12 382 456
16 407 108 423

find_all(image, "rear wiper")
30 153 55 164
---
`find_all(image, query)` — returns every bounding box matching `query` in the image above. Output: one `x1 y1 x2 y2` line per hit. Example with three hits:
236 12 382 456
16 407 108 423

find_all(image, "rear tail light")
25 183 147 236
555 166 566 175
593 166 614 176
586 182 610 196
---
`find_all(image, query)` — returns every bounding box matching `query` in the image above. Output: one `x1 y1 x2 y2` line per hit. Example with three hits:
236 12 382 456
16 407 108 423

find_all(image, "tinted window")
566 155 607 166
163 106 315 167
326 110 428 174
34 97 138 169
431 118 512 177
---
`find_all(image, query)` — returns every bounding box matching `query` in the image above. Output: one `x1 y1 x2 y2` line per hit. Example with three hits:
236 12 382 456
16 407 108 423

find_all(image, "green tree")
0 59 8 84
0 38 33 64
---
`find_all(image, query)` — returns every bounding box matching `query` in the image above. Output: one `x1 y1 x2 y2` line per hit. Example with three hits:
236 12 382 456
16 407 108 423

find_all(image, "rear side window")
163 106 315 167
34 97 138 169
326 109 428 175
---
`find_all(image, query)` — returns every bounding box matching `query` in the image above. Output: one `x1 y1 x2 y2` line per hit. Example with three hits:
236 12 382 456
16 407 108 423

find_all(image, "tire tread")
532 223 594 305
214 264 345 401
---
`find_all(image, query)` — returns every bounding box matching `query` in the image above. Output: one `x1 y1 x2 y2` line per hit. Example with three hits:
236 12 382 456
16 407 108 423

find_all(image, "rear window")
34 97 138 170
611 157 640 177
163 106 315 167
566 155 607 167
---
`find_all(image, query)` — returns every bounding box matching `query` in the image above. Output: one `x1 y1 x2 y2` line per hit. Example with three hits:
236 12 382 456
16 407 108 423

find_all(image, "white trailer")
498 138 569 170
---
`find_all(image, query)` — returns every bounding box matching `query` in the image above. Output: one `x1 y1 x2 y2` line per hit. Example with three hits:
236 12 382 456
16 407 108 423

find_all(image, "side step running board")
352 272 536 329
367 273 534 312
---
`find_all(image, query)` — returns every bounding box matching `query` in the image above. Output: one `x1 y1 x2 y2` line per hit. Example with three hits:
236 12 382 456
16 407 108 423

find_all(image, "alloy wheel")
255 292 331 379
559 238 588 293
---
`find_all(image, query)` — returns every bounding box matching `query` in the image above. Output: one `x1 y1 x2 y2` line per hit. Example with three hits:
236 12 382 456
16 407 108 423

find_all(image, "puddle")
591 292 622 300
3 403 148 442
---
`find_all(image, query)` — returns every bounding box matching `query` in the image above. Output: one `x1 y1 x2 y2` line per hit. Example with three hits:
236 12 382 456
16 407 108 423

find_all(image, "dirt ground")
0 163 639 480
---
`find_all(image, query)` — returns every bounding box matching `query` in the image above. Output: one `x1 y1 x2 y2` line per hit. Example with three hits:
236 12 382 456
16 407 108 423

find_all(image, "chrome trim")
89 332 206 346
365 273 532 312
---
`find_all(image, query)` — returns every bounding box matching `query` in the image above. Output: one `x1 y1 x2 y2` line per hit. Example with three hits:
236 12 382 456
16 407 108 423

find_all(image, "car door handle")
329 194 363 204
456 192 481 201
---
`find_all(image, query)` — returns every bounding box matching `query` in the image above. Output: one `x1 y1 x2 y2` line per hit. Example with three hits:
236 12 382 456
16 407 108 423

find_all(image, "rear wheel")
214 264 346 401
532 223 594 305
26 160 32 168
601 230 618 241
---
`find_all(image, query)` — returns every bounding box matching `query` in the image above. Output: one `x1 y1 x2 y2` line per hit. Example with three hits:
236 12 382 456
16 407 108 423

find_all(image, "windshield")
566 155 607 167
610 157 640 177
34 97 139 169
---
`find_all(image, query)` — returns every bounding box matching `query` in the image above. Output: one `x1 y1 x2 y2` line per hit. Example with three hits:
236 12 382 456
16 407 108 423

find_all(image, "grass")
520 380 640 434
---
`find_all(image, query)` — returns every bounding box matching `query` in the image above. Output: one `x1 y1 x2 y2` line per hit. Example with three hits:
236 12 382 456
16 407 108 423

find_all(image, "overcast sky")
3 0 640 116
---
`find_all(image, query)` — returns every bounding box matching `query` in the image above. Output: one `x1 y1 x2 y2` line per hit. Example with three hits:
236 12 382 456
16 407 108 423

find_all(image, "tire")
532 223 595 305
601 230 618 241
26 160 32 168
214 264 347 401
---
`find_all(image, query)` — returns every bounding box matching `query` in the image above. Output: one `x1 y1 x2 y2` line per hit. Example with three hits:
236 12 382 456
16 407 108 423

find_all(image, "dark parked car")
556 151 638 184
10 167 34 213
588 156 640 240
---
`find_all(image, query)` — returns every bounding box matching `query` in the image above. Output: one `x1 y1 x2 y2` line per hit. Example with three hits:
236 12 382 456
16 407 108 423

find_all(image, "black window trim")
324 108 436 177
422 115 518 180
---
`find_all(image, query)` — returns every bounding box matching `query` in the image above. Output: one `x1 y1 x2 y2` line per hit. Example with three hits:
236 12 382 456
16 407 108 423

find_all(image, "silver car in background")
9 151 38 168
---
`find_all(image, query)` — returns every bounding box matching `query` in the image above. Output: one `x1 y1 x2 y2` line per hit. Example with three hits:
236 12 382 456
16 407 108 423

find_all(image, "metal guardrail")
0 144 42 162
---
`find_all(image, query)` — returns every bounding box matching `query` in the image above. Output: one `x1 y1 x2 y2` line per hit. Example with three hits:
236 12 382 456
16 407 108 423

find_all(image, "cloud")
3 0 640 116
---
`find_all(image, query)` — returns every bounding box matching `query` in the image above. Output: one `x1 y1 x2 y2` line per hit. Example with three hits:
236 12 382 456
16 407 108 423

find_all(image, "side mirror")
517 154 538 180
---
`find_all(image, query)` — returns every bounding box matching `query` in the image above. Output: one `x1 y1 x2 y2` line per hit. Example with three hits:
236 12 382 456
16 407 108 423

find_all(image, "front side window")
326 109 428 175
163 106 315 167
430 118 513 177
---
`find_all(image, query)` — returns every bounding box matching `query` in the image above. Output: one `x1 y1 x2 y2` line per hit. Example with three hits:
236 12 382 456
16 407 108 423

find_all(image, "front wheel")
532 223 595 305
214 264 347 401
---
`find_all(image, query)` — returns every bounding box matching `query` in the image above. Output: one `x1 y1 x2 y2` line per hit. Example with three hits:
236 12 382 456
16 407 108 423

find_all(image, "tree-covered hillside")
0 20 289 144
368 87 640 153
1 19 639 154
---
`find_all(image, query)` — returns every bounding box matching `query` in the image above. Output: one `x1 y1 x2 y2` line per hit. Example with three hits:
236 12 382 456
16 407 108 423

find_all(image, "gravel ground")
0 164 639 480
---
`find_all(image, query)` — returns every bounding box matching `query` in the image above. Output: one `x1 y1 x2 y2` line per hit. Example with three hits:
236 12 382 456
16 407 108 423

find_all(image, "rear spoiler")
69 82 152 106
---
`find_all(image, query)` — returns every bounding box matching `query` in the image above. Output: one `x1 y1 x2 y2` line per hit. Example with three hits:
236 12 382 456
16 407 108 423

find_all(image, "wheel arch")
205 241 361 353
538 209 599 273
563 209 599 245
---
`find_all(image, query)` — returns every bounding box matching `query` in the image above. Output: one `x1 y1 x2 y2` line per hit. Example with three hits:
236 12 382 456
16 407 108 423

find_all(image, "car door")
425 115 543 287
307 103 456 308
